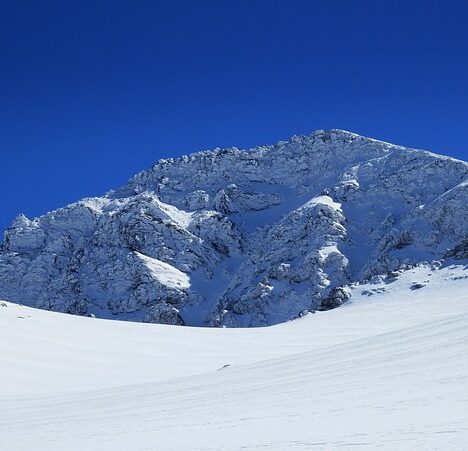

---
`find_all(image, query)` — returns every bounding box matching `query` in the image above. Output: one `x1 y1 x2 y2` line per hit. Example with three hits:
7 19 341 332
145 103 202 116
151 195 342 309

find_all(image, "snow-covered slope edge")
0 263 467 450
1 129 467 326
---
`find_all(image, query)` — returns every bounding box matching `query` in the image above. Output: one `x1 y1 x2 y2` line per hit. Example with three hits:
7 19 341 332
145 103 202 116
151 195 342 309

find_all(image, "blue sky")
1 0 467 233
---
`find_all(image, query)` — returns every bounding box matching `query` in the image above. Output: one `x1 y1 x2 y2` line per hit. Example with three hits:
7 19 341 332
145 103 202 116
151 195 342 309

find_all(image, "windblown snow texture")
1 264 468 450
1 130 467 326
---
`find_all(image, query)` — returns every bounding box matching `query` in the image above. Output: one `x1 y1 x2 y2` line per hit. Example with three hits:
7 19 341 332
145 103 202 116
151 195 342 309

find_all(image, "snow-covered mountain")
1 129 467 326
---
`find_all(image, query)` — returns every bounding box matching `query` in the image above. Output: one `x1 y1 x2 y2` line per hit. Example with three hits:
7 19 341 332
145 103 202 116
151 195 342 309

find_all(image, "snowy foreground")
1 263 467 450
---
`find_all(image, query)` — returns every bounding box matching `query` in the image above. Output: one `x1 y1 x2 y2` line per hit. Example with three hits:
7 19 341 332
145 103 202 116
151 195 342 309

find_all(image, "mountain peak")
0 132 466 326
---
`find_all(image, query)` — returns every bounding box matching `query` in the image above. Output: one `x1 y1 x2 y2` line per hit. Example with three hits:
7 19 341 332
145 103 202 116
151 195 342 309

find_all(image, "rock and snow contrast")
1 264 467 449
1 129 466 327
1 129 467 450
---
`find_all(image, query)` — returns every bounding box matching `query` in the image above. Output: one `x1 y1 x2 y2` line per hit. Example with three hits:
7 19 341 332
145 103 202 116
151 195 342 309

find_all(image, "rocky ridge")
1 130 467 326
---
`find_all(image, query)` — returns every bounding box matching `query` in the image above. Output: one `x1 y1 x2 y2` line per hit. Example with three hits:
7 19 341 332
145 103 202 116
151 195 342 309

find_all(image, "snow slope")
1 262 467 450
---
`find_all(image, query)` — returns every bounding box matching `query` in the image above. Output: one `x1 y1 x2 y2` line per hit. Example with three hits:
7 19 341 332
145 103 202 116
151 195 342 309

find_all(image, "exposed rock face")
445 239 468 259
318 287 351 311
1 130 467 326
144 303 185 325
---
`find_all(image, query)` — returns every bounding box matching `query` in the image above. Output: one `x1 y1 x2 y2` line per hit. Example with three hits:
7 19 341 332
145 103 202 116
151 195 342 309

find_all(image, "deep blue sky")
1 0 468 234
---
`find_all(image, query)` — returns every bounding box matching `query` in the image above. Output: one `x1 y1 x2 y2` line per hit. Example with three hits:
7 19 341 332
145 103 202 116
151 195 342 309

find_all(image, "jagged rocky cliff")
1 130 467 326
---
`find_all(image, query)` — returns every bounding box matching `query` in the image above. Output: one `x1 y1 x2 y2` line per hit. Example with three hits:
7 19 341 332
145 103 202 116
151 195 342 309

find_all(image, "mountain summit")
1 130 467 326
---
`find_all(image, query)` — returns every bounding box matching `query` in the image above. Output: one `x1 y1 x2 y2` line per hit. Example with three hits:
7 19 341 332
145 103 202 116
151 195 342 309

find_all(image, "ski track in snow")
1 263 467 450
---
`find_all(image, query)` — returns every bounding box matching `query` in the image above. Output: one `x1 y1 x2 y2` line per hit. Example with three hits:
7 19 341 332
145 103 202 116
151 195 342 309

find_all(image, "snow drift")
1 263 467 450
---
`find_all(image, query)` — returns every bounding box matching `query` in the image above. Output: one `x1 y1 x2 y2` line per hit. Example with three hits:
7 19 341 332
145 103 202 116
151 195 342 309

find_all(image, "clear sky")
1 0 467 234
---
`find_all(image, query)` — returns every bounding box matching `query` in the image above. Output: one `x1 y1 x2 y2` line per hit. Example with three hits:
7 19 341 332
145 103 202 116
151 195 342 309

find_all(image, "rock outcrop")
1 130 467 326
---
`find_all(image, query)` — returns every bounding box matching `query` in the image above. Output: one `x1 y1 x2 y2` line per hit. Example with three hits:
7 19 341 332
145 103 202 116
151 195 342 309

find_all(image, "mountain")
0 129 466 326
1 263 467 449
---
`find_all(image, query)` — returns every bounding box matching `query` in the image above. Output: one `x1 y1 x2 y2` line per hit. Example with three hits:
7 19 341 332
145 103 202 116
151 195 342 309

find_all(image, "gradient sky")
1 0 467 234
